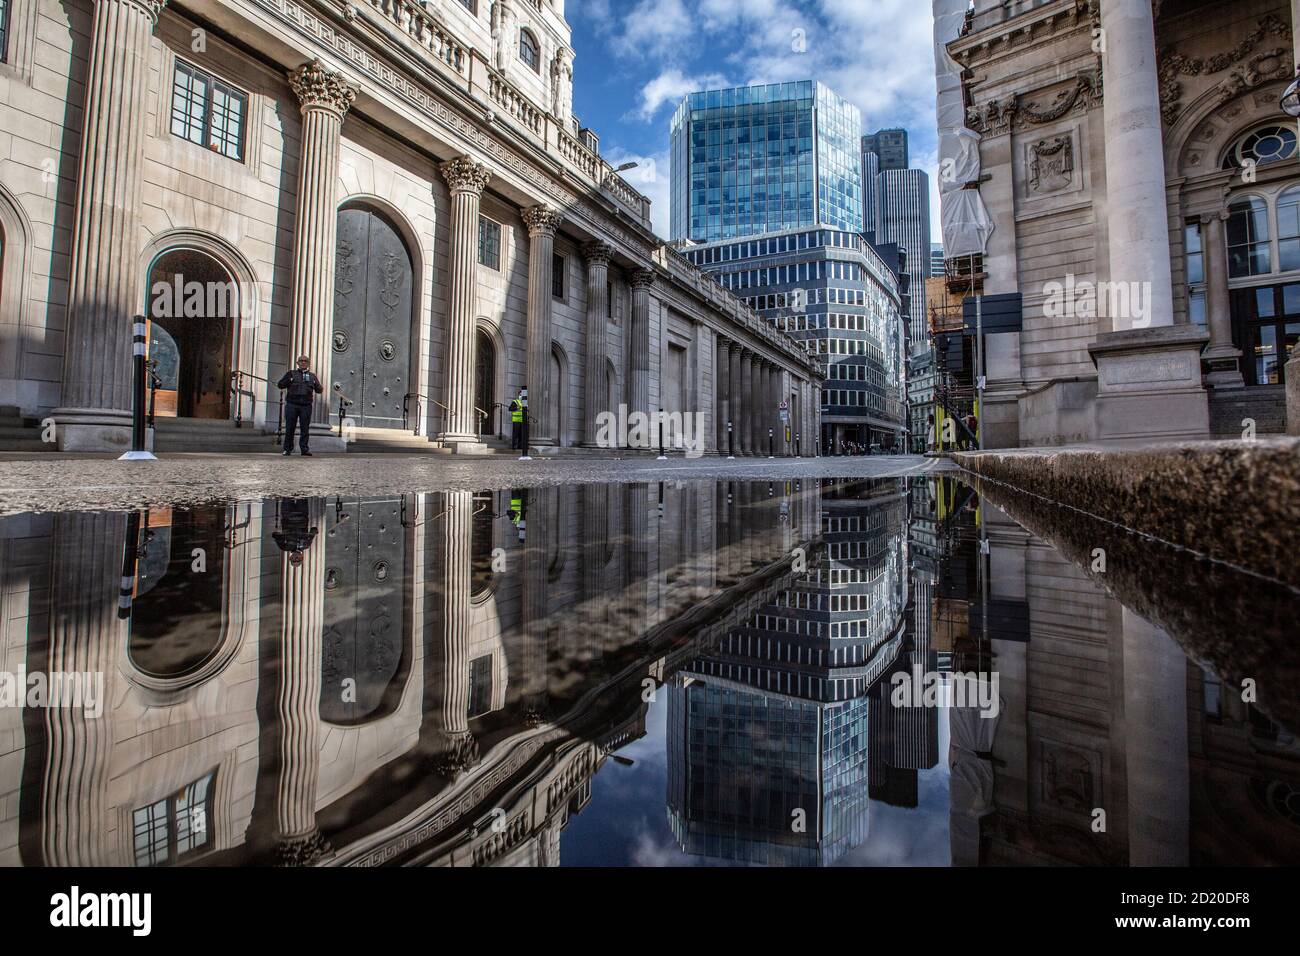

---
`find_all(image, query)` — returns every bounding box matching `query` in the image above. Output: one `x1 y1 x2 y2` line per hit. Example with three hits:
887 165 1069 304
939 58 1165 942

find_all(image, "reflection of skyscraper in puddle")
667 479 913 865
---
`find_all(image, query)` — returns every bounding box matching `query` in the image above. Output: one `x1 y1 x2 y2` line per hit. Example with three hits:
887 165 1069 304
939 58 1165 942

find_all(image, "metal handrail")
334 387 355 438
403 391 429 436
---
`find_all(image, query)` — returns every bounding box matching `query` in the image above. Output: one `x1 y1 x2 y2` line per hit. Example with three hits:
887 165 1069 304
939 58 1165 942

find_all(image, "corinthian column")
583 241 613 446
41 512 127 864
433 490 477 772
1200 211 1243 389
55 0 169 451
1100 0 1172 331
739 351 754 455
728 343 743 456
1089 0 1209 441
716 336 731 455
523 205 563 446
629 269 654 444
440 157 492 449
287 61 356 434
275 499 330 864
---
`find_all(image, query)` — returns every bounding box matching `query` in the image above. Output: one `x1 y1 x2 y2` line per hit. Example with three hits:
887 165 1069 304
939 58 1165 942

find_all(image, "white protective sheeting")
933 0 994 259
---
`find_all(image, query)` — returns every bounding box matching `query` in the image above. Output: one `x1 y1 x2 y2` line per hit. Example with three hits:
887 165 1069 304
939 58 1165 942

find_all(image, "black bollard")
118 315 157 460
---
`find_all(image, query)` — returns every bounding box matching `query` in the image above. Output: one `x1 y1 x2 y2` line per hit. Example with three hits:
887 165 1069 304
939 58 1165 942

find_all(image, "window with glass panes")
132 771 216 866
1227 197 1271 278
1185 221 1205 325
552 253 566 299
170 61 248 161
478 216 501 269
0 0 10 63
1230 283 1300 386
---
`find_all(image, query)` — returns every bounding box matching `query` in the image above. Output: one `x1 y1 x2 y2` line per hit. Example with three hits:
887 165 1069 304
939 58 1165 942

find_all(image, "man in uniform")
278 355 324 456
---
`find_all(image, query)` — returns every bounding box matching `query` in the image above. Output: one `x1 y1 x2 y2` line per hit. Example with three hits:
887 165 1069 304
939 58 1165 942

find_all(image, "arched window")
1278 186 1300 273
1222 125 1298 171
1227 196 1271 278
519 29 540 72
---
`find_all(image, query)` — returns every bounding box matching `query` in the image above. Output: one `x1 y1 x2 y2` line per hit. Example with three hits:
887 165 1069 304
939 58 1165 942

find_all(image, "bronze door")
333 208 414 429
320 497 408 724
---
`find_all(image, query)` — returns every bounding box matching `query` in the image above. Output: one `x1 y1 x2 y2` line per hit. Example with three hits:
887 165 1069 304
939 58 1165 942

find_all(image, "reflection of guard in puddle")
507 491 526 543
273 498 319 566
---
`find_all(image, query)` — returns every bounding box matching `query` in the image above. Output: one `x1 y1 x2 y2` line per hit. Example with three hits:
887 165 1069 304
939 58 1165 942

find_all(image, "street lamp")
613 161 639 174
1281 68 1300 118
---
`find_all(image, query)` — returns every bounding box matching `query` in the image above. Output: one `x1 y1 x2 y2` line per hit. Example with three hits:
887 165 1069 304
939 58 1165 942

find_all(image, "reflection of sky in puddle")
561 696 956 867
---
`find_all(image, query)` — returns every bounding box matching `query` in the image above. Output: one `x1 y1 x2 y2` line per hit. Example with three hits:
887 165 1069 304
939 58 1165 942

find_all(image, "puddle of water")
0 477 1295 867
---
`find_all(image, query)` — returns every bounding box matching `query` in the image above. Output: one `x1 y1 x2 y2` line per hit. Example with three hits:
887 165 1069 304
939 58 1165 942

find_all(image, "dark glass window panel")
1258 287 1278 317
1283 284 1300 315
552 253 565 299
477 217 500 269
0 0 10 63
519 29 539 71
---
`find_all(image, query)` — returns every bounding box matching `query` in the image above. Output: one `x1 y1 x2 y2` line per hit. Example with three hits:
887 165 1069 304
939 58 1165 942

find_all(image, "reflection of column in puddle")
522 487 552 723
432 491 477 773
273 497 330 865
41 511 126 865
580 484 608 667
1122 608 1189 866
624 483 651 629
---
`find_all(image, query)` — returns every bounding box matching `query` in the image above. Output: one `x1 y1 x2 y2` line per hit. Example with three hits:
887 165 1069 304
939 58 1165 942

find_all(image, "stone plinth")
1087 325 1210 442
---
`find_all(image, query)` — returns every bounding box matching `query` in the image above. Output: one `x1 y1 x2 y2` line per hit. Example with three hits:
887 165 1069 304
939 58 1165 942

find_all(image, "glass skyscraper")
670 81 863 243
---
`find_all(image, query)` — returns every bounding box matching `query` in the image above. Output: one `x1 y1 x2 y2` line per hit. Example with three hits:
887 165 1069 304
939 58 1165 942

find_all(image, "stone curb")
951 438 1300 591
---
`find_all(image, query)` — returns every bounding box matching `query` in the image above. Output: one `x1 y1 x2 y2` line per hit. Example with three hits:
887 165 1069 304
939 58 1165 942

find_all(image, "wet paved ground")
0 453 952 514
0 471 1295 867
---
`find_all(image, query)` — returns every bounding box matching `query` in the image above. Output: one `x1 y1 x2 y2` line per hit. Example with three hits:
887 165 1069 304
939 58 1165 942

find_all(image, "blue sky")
566 0 943 241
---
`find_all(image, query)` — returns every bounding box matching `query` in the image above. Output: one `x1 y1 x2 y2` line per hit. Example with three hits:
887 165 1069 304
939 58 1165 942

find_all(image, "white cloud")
633 68 729 121
604 146 673 238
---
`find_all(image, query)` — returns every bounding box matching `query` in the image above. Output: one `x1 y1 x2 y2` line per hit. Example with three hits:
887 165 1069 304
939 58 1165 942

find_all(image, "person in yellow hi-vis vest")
509 388 525 450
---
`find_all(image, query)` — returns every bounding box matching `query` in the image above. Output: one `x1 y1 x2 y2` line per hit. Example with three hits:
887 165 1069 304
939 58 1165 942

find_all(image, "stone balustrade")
362 0 467 75
488 71 543 136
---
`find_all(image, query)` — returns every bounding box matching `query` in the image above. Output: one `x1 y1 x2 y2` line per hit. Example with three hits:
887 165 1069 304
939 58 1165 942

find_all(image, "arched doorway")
146 249 237 419
474 330 495 436
550 344 567 446
128 507 227 679
333 205 414 429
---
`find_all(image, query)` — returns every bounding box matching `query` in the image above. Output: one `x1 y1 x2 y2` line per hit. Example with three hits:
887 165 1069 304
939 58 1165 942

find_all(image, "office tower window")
478 216 501 269
519 29 540 72
170 61 248 162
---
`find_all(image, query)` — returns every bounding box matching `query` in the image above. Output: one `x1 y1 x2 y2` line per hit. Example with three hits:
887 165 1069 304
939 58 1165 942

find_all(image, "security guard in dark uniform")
277 355 324 456
272 498 319 567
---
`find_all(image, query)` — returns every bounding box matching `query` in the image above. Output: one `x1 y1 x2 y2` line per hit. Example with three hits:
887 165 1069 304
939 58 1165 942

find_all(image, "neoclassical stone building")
943 0 1300 446
0 0 818 454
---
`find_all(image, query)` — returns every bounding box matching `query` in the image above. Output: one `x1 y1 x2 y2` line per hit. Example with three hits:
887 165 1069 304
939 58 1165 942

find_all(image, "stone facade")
0 0 818 454
946 0 1299 447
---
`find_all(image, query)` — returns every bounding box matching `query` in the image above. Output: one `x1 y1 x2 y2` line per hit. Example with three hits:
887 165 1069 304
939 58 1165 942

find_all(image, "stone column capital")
1198 210 1229 227
440 156 492 196
522 204 563 237
583 240 614 266
128 0 169 23
630 268 655 290
288 61 357 118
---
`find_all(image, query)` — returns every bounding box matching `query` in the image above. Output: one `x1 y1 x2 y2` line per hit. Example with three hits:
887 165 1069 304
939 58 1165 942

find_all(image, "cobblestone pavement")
0 453 954 514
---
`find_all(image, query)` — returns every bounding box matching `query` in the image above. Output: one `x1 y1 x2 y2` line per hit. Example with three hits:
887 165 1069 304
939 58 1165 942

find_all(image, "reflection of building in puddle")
667 479 927 865
943 480 1300 867
0 480 820 867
